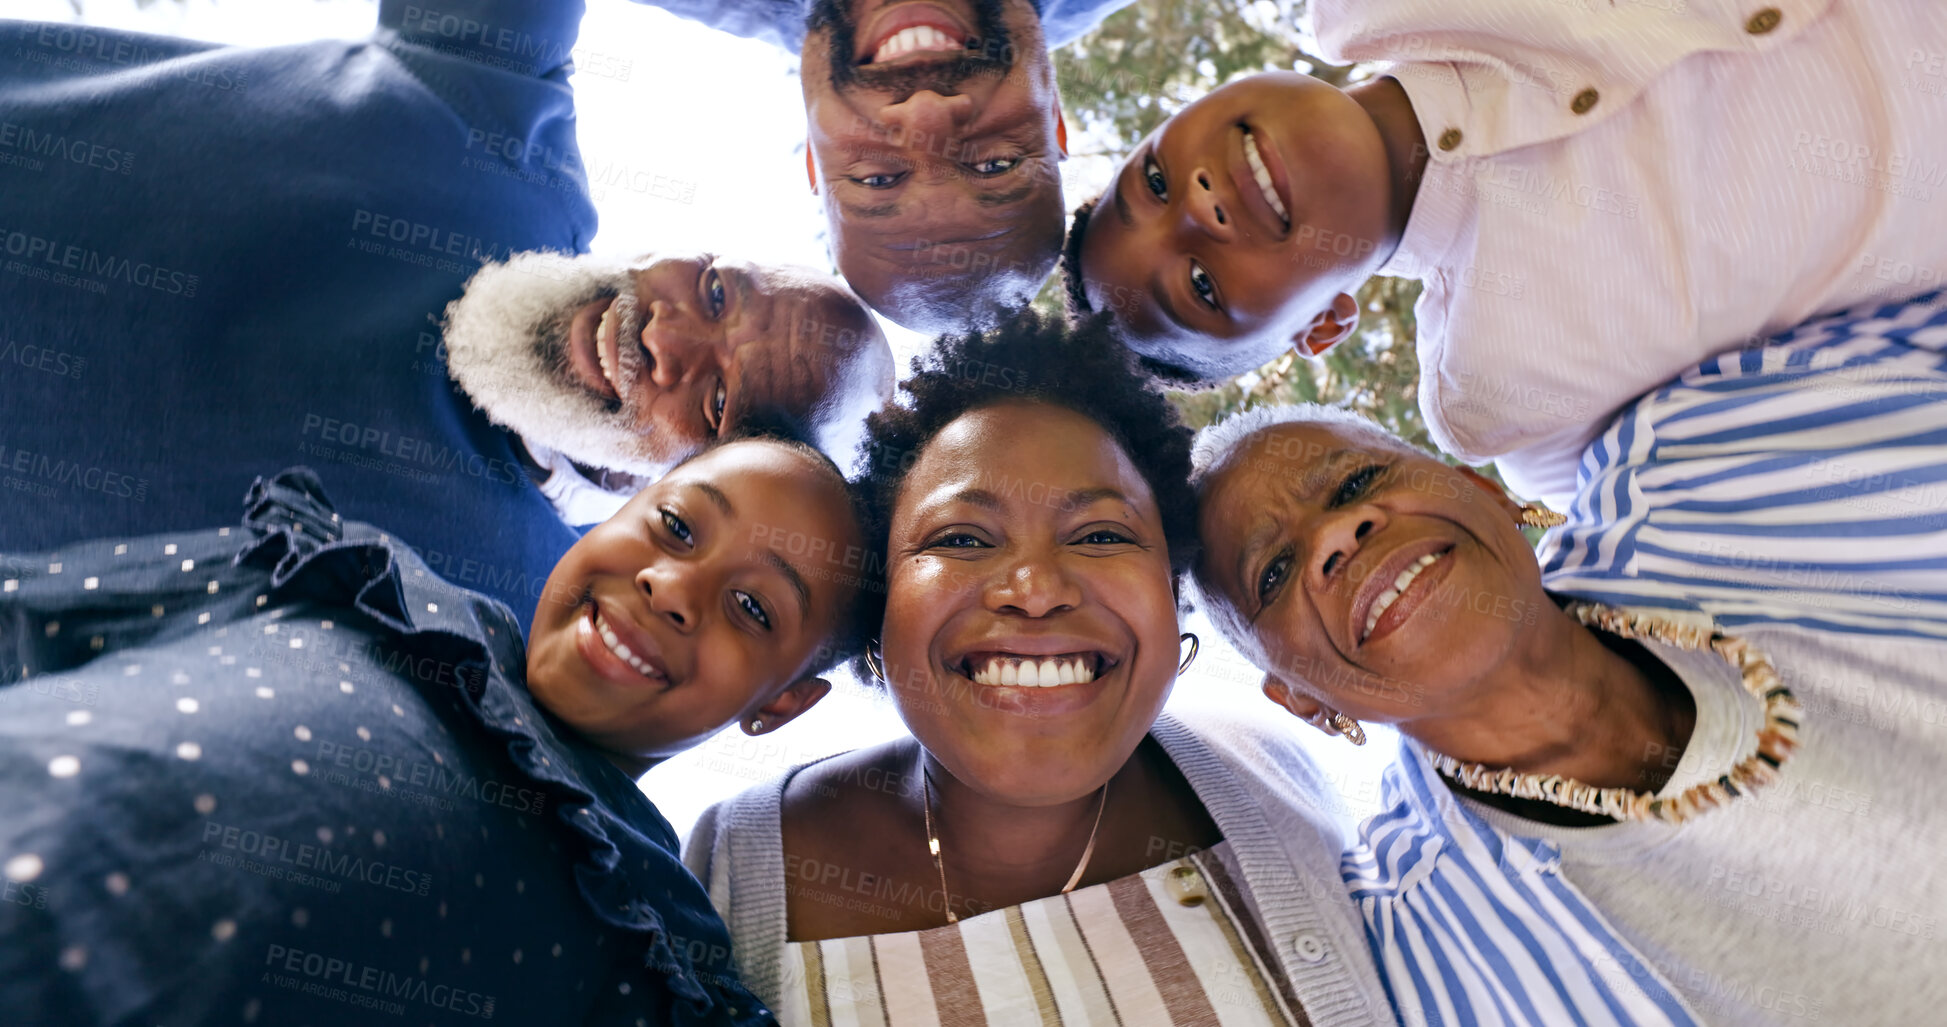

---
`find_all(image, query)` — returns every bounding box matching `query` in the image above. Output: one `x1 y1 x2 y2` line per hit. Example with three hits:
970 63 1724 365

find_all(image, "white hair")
442 251 678 477
1189 402 1427 488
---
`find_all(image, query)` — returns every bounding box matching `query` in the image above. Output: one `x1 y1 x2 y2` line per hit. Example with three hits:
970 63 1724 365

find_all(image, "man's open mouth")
959 651 1113 688
857 4 979 66
566 294 621 403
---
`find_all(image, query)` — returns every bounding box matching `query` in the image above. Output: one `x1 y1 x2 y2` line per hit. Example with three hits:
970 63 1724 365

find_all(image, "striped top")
779 842 1306 1027
1342 744 1704 1027
1312 0 1947 504
1539 290 1947 640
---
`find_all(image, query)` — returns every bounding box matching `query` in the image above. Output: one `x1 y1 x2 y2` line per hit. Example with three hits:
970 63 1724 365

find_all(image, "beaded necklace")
1424 602 1803 825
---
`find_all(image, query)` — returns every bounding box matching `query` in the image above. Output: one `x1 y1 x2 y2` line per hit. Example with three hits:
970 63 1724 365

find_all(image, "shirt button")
1570 88 1599 115
1437 128 1463 151
1290 933 1326 963
1167 865 1208 907
1746 7 1782 34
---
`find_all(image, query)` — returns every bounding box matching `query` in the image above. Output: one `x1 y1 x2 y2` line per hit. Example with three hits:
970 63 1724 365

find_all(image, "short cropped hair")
1189 402 1429 489
851 310 1200 680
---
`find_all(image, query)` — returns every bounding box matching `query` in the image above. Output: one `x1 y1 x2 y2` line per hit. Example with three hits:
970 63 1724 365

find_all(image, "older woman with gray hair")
1186 292 1947 1026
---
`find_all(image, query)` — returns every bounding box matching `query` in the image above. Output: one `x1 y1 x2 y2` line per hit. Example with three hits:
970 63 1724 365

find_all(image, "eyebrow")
1234 519 1278 603
1152 269 1190 333
1066 487 1129 508
949 487 1004 510
761 549 812 619
976 183 1035 207
690 482 734 516
1302 449 1355 501
841 200 902 219
1113 173 1135 228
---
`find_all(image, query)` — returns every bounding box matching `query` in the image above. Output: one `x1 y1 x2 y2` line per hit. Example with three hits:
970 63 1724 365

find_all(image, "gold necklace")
920 766 1109 924
1424 601 1802 825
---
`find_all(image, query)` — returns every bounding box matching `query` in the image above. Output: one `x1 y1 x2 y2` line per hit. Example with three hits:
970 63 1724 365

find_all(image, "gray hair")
1189 402 1428 489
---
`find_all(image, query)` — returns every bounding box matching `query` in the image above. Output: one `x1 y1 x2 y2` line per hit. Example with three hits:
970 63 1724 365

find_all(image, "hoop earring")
863 642 886 683
1518 503 1566 529
1177 632 1200 675
746 717 765 735
1329 712 1367 746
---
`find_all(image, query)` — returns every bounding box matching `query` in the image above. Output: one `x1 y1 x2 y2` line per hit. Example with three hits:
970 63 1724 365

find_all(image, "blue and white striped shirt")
1344 292 1947 1026
1538 290 1947 640
1344 743 1703 1027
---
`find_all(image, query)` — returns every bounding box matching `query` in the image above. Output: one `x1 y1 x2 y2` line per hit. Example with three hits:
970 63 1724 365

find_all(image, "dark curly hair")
1058 200 1205 387
849 309 1199 680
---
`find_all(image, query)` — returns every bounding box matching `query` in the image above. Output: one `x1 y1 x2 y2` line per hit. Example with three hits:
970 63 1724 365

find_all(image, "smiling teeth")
1365 552 1443 640
595 303 619 389
1242 130 1290 225
871 25 966 63
971 655 1095 688
594 610 659 679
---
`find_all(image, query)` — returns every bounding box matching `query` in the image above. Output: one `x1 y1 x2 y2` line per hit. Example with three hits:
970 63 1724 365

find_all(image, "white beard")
442 251 675 477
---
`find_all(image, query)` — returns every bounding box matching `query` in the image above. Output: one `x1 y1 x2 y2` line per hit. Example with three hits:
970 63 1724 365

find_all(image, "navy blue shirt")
630 0 1135 53
0 1 598 630
0 469 771 1026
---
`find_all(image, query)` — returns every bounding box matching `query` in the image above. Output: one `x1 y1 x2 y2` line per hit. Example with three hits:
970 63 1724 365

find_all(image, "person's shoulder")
1154 703 1340 800
782 740 915 813
1156 702 1303 756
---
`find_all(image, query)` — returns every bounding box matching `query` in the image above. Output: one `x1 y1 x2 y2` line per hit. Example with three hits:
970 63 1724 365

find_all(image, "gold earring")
1518 503 1566 529
1329 712 1367 746
863 643 886 683
1177 632 1200 675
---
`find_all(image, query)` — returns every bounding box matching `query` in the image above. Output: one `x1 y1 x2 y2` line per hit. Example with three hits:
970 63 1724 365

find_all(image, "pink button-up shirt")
1313 0 1947 504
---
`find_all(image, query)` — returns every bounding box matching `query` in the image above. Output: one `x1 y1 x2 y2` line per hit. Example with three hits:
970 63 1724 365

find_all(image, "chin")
443 253 673 476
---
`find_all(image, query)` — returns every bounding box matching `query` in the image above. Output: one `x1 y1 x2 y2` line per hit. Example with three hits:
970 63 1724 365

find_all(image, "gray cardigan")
683 707 1398 1025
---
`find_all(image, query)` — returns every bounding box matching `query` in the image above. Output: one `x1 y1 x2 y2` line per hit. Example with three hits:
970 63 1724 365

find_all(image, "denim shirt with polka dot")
0 468 772 1026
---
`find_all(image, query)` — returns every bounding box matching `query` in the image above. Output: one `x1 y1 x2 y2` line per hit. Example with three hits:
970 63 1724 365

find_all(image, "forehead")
903 401 1156 511
672 442 854 531
1203 422 1370 506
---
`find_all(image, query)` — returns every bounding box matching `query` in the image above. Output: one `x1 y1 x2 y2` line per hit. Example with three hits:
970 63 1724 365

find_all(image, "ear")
805 144 819 195
1292 292 1359 359
754 676 833 733
1261 673 1337 737
1055 104 1069 160
1454 465 1524 521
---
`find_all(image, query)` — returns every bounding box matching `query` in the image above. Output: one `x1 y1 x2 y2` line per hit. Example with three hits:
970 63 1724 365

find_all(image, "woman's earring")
1329 712 1367 746
863 642 886 683
746 717 765 735
1177 632 1201 675
1518 503 1567 529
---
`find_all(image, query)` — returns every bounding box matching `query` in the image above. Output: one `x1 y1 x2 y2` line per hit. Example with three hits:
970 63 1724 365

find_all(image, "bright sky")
38 0 1398 842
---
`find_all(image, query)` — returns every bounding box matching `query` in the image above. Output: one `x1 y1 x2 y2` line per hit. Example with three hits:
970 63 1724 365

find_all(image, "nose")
635 560 700 633
982 546 1082 618
1179 167 1234 242
1306 506 1385 598
875 90 975 149
640 303 709 389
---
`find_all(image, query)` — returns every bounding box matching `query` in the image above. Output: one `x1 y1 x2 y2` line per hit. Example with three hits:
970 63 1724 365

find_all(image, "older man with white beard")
0 0 892 629
444 250 890 523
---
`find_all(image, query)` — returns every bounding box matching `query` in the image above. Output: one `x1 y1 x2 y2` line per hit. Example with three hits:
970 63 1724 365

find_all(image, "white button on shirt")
1291 933 1327 964
1312 0 1947 505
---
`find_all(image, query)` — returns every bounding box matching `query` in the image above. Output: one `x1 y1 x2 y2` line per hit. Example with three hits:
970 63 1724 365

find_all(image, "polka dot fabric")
0 469 769 1026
